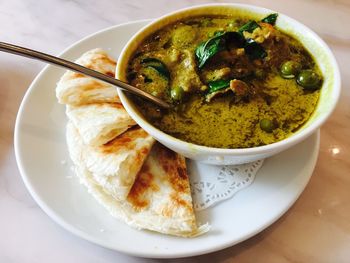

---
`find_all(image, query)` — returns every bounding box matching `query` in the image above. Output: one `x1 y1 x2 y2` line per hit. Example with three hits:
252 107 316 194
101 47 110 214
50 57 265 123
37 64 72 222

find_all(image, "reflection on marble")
330 146 340 156
0 0 349 262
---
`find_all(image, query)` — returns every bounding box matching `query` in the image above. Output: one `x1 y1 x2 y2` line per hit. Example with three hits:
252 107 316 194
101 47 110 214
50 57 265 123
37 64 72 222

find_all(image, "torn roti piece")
56 48 120 106
66 121 155 200
66 103 136 146
72 140 209 237
124 142 209 237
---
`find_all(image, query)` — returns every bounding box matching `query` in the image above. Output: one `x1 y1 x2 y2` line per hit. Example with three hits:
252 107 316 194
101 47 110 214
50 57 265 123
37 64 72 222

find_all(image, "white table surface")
1 0 350 262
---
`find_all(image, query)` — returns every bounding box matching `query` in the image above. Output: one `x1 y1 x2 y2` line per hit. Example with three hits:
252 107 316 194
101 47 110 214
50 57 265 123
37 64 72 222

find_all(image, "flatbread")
73 141 209 237
66 121 155 200
66 103 136 146
56 48 120 106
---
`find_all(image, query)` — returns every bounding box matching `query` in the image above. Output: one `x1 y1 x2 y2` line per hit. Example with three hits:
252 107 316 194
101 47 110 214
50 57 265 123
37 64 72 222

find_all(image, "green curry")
127 14 322 148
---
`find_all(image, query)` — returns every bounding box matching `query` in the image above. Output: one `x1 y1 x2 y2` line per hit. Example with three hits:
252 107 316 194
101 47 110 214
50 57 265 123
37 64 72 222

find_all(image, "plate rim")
14 20 320 258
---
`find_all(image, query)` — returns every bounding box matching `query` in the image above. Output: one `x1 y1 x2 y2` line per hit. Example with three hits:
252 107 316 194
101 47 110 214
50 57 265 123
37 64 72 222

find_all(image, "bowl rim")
116 3 341 155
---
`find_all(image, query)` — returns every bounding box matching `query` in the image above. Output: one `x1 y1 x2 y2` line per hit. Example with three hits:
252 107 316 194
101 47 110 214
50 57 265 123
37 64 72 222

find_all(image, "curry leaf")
141 58 162 64
195 18 270 69
261 13 278 25
238 20 260 34
225 31 246 47
195 32 226 68
208 79 231 94
227 32 268 60
196 31 246 68
147 65 170 79
214 30 225 37
141 58 170 79
244 38 267 60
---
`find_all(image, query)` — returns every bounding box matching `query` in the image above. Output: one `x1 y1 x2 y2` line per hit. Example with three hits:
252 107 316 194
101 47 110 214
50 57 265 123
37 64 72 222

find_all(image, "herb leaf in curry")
244 38 267 59
261 13 278 25
208 79 231 93
195 32 226 68
141 58 170 79
238 20 260 33
195 20 268 68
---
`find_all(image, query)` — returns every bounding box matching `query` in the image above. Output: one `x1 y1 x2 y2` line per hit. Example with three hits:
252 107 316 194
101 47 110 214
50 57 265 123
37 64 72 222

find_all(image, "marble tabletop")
1 0 350 262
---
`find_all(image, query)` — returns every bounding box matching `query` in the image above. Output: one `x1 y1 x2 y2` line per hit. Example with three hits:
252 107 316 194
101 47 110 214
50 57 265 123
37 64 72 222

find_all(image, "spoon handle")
0 41 171 109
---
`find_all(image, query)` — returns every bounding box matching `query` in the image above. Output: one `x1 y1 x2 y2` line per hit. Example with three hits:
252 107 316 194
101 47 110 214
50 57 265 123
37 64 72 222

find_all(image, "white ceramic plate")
14 20 320 258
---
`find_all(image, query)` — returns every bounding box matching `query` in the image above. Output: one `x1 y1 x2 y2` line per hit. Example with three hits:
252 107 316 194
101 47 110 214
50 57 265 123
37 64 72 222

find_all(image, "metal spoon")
0 41 171 109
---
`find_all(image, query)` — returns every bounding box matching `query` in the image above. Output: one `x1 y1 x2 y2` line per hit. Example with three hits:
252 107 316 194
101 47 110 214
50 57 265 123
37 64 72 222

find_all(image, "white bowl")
116 3 341 165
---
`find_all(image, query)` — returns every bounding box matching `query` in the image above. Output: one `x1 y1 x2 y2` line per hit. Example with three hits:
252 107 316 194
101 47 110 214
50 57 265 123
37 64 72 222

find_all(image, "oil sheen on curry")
127 14 322 148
